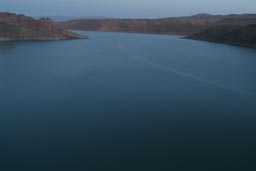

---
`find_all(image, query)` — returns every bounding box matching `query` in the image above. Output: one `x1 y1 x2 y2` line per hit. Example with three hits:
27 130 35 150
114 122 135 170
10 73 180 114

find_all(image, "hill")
187 24 256 48
61 17 216 35
0 12 87 41
61 14 256 35
61 14 256 47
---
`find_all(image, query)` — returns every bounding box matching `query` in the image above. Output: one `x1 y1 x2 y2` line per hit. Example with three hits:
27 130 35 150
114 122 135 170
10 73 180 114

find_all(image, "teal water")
1 31 256 171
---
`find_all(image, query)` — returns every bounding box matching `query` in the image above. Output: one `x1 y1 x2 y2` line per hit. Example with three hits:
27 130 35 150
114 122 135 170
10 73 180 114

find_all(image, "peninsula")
0 12 87 41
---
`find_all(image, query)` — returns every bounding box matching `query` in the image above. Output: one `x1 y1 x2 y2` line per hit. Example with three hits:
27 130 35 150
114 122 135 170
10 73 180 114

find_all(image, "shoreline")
72 29 256 49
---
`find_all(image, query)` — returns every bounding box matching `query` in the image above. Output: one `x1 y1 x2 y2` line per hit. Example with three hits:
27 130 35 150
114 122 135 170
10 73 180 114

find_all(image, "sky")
0 0 256 18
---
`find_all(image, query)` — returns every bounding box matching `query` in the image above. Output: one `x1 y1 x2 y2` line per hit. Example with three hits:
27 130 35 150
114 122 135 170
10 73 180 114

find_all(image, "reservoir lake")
1 31 256 170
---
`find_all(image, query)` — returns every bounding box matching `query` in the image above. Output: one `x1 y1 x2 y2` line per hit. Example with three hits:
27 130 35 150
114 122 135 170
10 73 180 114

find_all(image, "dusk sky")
0 0 256 18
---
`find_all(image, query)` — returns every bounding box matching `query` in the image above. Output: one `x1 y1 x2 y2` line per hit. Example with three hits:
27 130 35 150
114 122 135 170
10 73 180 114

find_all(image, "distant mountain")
60 16 216 35
0 12 87 41
189 13 216 19
61 13 256 35
36 16 110 22
61 13 256 47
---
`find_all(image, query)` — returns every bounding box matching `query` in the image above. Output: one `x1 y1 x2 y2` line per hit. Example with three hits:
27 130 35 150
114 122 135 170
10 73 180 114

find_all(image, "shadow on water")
0 41 20 54
0 41 51 54
0 38 84 55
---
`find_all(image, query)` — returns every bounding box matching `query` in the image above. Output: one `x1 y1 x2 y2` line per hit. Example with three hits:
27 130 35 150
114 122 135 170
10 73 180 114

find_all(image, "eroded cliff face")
0 12 87 41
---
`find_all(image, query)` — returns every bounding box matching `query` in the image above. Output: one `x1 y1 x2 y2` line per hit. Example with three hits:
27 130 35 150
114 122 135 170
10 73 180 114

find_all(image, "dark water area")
1 31 256 171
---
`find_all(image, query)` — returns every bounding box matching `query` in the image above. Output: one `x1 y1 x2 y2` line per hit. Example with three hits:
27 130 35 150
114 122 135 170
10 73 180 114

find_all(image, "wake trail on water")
117 45 256 98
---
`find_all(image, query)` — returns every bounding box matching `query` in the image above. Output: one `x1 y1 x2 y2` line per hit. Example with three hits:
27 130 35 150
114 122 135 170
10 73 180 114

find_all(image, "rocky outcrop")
0 12 87 41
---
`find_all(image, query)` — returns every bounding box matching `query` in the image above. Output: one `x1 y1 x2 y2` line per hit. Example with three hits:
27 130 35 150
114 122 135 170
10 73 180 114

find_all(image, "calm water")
1 31 256 171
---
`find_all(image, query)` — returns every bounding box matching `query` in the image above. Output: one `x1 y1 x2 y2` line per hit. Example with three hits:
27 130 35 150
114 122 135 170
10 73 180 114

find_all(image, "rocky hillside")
60 14 256 35
61 13 256 47
187 24 256 48
61 17 216 35
0 12 87 41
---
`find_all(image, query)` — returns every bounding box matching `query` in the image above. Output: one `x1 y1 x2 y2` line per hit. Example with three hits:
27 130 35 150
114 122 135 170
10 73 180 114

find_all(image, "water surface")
1 31 256 171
